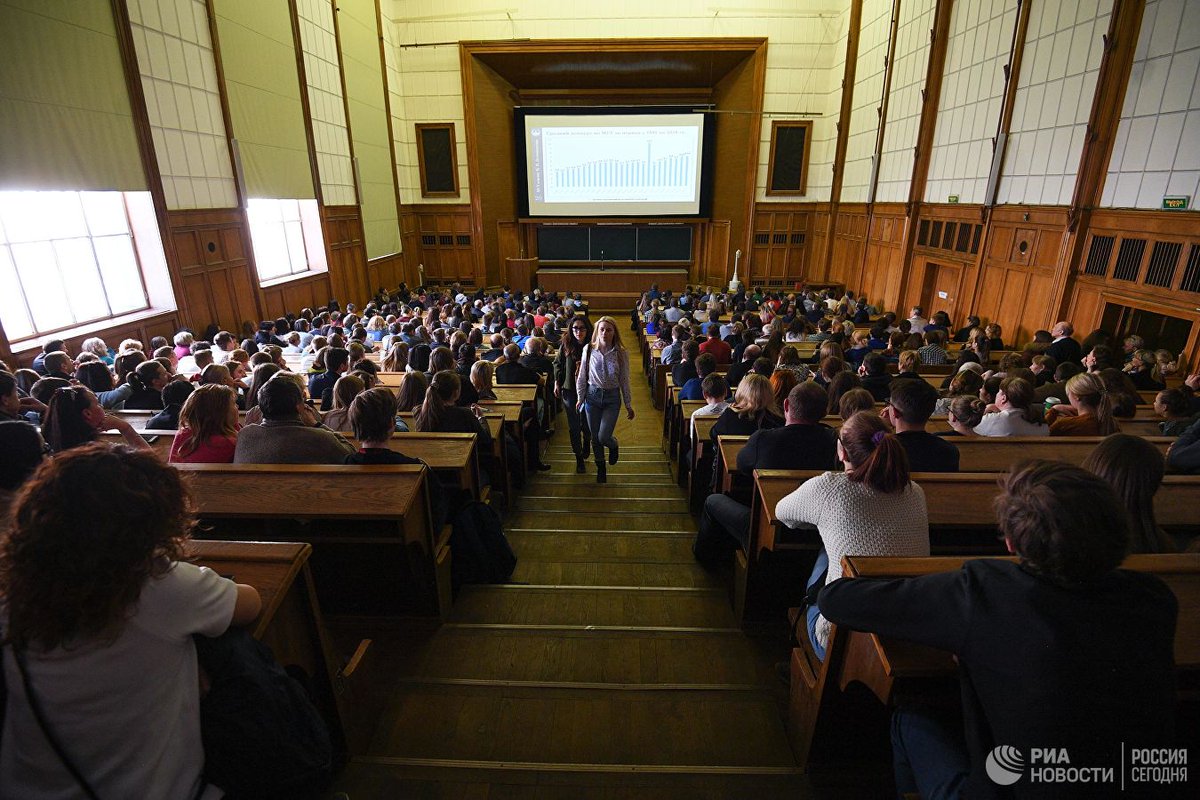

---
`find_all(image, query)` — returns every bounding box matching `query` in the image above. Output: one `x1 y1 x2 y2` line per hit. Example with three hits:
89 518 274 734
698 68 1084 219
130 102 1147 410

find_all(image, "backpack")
194 628 333 800
450 500 517 589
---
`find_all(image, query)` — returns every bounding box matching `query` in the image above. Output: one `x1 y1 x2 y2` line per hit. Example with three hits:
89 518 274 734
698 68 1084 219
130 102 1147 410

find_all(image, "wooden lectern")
505 257 538 292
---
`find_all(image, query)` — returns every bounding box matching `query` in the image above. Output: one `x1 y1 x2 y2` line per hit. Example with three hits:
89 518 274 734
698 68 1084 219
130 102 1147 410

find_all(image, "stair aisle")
333 373 803 798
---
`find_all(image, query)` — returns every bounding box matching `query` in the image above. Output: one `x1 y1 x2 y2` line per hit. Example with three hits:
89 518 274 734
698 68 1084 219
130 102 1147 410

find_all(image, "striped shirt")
576 344 633 409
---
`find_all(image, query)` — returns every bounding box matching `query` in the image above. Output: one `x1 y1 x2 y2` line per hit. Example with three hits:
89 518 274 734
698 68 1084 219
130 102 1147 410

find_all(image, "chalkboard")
637 226 692 261
591 227 636 261
537 226 589 261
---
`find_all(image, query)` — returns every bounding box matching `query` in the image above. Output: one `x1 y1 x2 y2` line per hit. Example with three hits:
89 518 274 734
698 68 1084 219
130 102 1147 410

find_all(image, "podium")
504 257 537 292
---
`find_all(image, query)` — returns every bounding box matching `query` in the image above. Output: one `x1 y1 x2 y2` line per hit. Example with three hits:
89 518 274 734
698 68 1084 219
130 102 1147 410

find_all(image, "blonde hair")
471 360 495 396
730 373 780 420
590 316 627 352
175 384 238 458
1065 372 1119 435
899 350 920 372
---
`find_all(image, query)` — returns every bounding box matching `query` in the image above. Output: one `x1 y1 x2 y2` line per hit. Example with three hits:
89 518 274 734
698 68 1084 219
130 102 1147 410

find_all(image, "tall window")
246 198 326 283
0 191 152 341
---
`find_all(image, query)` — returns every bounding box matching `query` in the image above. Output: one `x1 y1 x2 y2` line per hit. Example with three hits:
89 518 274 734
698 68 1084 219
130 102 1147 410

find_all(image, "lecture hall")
1 0 1199 798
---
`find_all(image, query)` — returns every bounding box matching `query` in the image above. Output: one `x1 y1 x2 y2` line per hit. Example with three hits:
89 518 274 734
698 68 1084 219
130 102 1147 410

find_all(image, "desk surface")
189 539 310 640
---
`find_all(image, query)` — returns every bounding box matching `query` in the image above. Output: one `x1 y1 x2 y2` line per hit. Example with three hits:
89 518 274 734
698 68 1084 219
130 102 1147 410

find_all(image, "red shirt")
169 429 238 463
698 338 732 364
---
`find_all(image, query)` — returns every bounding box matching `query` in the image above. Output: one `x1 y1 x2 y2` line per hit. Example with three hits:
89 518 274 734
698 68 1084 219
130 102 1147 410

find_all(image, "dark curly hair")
1 443 194 650
994 460 1129 584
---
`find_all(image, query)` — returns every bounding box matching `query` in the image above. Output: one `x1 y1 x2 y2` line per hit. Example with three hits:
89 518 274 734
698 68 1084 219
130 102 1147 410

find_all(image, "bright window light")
247 198 323 282
0 191 151 341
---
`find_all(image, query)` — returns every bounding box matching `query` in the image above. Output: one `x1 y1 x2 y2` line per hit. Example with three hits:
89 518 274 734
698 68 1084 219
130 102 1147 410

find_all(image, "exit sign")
1163 195 1190 210
947 195 960 203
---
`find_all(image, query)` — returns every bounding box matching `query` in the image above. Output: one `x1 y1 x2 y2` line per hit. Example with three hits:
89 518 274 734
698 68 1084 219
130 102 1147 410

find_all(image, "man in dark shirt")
884 379 959 472
694 382 837 568
307 347 349 410
481 333 506 362
495 344 542 386
858 353 892 402
724 345 761 388
671 340 700 389
1044 320 1083 366
31 338 66 375
819 461 1177 799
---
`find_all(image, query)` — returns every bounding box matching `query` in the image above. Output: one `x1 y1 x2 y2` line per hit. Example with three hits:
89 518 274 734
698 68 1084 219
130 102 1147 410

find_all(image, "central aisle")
337 373 803 798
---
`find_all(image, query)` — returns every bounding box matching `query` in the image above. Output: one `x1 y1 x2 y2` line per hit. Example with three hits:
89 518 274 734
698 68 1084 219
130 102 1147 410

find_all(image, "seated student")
396 370 428 413
883 379 960 472
0 420 46 513
0 443 262 799
317 374 365 433
837 387 875 420
698 322 732 364
659 324 689 366
31 338 67 375
1126 348 1166 391
933 368 982 415
1083 433 1174 554
973 377 1046 436
168 384 240 464
1046 372 1120 436
940 395 986 436
519 337 554 384
234 374 355 464
769 368 799 409
694 382 838 569
307 346 350 411
857 352 892 402
778 410 930 660
1167 416 1200 473
415 370 507 477
680 353 717 401
690 373 731 437
710 373 784 442
671 340 701 389
890 350 923 385
124 359 171 411
73 361 134 410
470 359 497 401
147 380 194 430
916 330 949 366
1155 387 1199 436
481 333 506 362
819 461 1177 798
725 344 761 388
42 387 150 454
495 343 542 386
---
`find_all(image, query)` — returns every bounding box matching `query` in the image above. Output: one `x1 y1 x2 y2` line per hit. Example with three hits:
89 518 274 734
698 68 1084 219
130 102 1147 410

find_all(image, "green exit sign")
1163 196 1190 210
947 195 960 203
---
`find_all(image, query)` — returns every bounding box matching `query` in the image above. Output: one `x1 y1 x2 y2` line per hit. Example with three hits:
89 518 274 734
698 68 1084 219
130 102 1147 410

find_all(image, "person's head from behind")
41 338 66 356
1082 434 1168 554
43 351 73 377
326 347 350 375
682 340 700 365
862 352 887 378
415 371 462 431
503 343 521 362
769 369 798 406
948 395 986 432
996 460 1128 584
160 379 194 410
948 369 983 398
731 373 778 420
395 371 428 412
0 371 20 418
898 350 920 374
30 377 70 407
786 381 827 425
0 421 46 493
1065 372 1118 433
888 378 938 427
470 359 494 394
178 384 238 449
694 353 717 380
44 387 105 452
331 373 366 411
700 373 728 404
838 410 910 493
349 387 398 444
1084 344 1115 372
258 373 305 421
74 361 115 393
1 443 194 649
838 388 874 420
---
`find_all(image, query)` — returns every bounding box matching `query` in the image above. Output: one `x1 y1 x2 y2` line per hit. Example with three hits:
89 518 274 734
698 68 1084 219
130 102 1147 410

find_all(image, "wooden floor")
329 373 818 798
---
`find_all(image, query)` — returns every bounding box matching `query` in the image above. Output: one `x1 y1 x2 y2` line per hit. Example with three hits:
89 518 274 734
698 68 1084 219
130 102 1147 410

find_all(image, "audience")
0 419 46 510
818 460 1175 796
973 377 1046 436
147 380 195 430
1046 372 1119 436
43 386 149 453
320 374 366 433
941 395 986 436
233 374 354 463
1082 434 1173 553
1154 388 1198 436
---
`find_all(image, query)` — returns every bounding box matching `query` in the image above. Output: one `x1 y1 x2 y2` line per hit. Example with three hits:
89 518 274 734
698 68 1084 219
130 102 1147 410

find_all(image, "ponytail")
840 410 911 493
1094 391 1119 436
414 370 459 432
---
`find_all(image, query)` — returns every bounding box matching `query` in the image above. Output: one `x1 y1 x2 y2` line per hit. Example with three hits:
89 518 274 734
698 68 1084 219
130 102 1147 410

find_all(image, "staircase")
335 376 802 797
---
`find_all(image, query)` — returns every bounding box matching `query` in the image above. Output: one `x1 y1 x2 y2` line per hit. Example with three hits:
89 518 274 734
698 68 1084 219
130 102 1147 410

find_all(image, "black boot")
596 461 607 483
581 429 591 460
608 438 619 465
575 454 586 474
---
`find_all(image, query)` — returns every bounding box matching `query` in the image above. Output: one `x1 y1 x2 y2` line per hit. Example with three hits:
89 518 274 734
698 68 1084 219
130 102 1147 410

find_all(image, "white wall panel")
129 0 237 209
996 0 1113 206
924 0 1016 204
875 0 934 203
1102 0 1200 209
841 0 894 204
296 0 357 206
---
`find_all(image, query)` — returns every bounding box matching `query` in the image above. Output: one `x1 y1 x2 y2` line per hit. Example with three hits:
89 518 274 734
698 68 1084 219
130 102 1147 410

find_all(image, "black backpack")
450 500 517 589
194 628 333 800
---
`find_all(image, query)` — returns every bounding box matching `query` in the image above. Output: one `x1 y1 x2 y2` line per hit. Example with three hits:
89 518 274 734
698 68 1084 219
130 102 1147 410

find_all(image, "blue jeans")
584 387 621 464
890 707 969 799
806 549 829 661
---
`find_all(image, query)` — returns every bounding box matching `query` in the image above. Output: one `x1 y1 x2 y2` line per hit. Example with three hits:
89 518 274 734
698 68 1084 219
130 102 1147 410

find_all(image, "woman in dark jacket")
554 316 593 473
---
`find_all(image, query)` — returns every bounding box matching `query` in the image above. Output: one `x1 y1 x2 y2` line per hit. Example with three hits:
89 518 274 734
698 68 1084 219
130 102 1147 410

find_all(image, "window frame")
245 197 328 287
415 123 461 198
765 120 813 197
0 191 155 343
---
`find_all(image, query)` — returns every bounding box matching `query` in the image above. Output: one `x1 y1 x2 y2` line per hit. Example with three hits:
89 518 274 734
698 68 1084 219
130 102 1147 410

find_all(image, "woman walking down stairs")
331 370 804 797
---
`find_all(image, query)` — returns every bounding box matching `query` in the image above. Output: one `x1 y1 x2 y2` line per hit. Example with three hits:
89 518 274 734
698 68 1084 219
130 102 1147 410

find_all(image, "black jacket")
896 430 960 472
672 360 698 389
495 361 541 386
1167 416 1200 473
819 560 1177 800
725 359 754 388
1045 337 1083 366
860 374 892 402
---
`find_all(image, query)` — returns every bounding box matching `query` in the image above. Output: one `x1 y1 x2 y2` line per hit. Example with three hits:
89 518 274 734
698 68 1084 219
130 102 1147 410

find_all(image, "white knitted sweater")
776 471 930 647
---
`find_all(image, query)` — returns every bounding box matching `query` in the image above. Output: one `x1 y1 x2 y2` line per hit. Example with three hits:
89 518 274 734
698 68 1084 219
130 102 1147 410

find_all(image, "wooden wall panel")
861 204 906 310
829 205 868 289
261 272 330 319
702 220 732 289
322 205 370 306
400 204 476 287
168 209 262 337
808 207 831 282
749 204 811 287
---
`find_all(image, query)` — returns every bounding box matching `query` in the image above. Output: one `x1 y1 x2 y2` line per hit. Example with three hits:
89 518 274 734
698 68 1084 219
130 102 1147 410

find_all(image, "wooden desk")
190 539 351 757
346 432 481 501
177 464 446 617
788 553 1200 769
494 384 538 405
397 412 508 505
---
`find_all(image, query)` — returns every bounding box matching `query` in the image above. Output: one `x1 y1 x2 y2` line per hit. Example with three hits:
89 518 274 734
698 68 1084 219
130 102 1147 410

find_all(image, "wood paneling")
749 204 811 287
400 204 475 287
322 205 370 302
261 272 330 319
169 208 262 337
860 204 906 309
703 220 732 289
828 205 869 290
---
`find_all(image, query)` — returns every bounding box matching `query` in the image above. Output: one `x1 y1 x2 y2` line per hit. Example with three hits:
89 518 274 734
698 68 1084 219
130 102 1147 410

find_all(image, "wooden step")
365 684 797 769
520 485 687 499
448 585 737 628
510 560 722 589
507 530 697 561
531 472 677 485
517 495 690 513
507 511 695 533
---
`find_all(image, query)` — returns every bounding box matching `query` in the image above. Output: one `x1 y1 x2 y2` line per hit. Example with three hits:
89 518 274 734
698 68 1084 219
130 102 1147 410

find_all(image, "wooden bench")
397 412 508 504
788 553 1200 770
177 464 447 618
190 539 364 757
